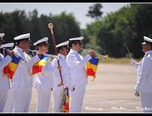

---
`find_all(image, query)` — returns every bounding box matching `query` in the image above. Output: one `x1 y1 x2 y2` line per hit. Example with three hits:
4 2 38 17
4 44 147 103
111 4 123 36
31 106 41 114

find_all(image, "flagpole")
48 23 63 86
124 41 132 59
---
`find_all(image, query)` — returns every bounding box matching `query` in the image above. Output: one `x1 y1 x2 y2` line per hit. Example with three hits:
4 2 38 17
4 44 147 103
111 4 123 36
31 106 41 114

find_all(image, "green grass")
99 57 141 64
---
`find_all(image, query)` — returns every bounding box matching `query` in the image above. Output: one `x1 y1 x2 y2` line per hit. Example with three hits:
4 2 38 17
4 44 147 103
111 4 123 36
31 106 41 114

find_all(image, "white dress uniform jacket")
135 50 152 112
66 49 92 112
135 50 152 92
0 53 12 112
51 53 71 112
66 49 91 87
32 59 54 112
6 46 40 112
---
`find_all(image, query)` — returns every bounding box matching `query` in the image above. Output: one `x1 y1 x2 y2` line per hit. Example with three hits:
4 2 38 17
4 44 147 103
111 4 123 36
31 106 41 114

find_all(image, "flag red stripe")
32 66 43 74
87 68 95 76
3 66 14 79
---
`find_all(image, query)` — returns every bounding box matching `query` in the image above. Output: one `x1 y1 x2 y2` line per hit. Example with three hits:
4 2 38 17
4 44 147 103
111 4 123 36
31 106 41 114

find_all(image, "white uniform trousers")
36 88 51 112
3 89 15 112
13 87 32 112
69 84 86 112
140 92 152 112
52 86 64 112
0 89 8 112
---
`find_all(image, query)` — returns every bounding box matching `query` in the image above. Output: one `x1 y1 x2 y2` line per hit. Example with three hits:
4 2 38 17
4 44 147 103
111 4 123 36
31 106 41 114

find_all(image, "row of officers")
0 33 95 113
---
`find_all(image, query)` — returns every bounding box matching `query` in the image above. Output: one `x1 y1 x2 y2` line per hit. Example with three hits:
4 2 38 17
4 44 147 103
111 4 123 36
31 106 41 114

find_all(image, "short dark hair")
144 41 152 48
16 38 30 45
68 40 82 48
35 42 49 50
57 45 69 53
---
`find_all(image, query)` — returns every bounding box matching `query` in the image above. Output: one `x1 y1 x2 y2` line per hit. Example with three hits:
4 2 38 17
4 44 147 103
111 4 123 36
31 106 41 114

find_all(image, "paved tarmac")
29 63 143 113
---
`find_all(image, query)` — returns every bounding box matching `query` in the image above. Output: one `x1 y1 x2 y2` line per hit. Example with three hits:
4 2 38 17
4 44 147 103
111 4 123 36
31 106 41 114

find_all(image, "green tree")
0 10 30 43
86 3 103 20
50 11 81 44
131 4 152 58
28 9 41 43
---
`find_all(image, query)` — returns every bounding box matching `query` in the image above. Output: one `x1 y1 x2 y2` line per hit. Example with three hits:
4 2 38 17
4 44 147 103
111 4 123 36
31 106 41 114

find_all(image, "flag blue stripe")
39 55 50 60
89 57 99 65
12 55 21 64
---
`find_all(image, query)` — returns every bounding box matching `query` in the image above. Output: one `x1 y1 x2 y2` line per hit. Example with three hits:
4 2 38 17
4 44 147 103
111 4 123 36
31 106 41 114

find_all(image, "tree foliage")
1 4 152 58
86 3 103 20
0 10 81 54
85 4 152 58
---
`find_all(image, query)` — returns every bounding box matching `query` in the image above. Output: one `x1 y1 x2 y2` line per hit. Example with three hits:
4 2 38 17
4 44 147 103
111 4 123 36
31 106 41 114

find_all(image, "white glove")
130 59 138 68
134 90 140 97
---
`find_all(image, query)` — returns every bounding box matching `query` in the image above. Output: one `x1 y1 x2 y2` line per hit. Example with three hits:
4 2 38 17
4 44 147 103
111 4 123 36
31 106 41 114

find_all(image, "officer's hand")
36 50 43 57
88 49 95 58
130 59 138 68
7 50 15 57
134 90 140 97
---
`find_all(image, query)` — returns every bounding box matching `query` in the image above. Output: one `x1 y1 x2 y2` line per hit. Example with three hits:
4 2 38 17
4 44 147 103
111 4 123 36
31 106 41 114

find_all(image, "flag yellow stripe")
7 62 18 71
86 61 98 72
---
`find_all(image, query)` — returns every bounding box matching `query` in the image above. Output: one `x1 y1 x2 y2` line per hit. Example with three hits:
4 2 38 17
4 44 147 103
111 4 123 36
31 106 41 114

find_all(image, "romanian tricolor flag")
60 89 69 112
86 57 99 81
3 55 21 80
31 55 50 75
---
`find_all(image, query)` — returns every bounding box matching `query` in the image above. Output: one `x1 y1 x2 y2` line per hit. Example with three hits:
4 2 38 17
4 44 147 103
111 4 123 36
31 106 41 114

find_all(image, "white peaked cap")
33 37 49 46
0 43 14 48
69 36 84 41
142 36 152 44
14 33 30 40
0 33 5 38
56 40 69 48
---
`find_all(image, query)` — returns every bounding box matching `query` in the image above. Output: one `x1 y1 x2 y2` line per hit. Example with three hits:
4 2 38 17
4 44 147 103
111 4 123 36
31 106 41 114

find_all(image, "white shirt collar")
14 46 23 52
70 49 78 54
145 50 152 55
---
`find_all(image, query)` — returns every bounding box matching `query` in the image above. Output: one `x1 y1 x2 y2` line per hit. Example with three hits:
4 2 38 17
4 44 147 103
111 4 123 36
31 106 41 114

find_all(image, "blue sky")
0 3 130 29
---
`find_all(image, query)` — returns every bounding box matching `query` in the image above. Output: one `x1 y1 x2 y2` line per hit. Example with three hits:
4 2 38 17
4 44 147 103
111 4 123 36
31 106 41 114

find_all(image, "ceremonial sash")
3 55 21 79
31 55 50 75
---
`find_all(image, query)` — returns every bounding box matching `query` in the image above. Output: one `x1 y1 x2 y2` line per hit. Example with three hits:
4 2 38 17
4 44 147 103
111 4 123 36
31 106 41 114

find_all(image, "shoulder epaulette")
144 54 149 57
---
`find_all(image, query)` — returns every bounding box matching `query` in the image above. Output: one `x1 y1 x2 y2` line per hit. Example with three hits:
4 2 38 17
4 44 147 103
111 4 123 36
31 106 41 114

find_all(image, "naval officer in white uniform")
51 40 71 112
32 37 54 112
5 33 42 112
0 33 15 112
66 36 95 112
135 36 152 112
